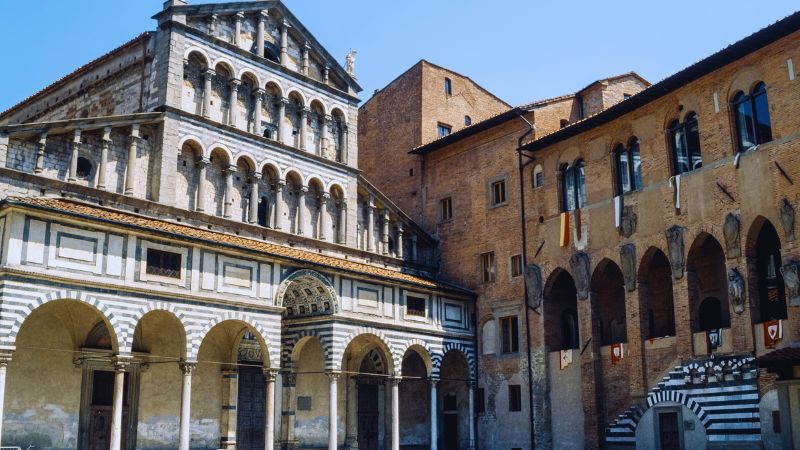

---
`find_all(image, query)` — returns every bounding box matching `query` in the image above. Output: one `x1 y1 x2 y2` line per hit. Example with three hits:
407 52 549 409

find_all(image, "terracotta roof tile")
7 197 471 295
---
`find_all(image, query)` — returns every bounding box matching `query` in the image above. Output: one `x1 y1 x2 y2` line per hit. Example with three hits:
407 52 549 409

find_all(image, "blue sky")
0 1 797 111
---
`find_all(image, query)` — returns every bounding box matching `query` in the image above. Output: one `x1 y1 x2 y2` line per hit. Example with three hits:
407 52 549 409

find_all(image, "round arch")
338 328 397 375
399 340 434 377
183 47 210 65
274 269 339 318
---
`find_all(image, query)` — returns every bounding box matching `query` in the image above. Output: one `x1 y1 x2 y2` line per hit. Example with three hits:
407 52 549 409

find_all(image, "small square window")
501 316 519 353
490 179 507 207
146 249 182 279
438 124 452 138
444 77 452 96
439 196 453 222
511 255 523 277
481 252 496 283
297 396 312 411
508 385 521 412
406 296 426 317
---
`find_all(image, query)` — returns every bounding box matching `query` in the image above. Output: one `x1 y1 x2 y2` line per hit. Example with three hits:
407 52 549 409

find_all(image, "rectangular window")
476 388 485 414
146 248 182 279
501 316 519 353
508 384 522 412
481 252 496 283
510 255 523 277
406 296 426 317
438 124 452 138
439 196 453 222
490 179 507 207
444 77 452 96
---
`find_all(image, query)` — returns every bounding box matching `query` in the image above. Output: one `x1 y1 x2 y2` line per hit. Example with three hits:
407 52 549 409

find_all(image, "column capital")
38 132 48 145
275 179 286 189
282 19 291 29
397 222 404 233
197 156 211 166
257 9 269 22
229 78 241 88
262 368 279 381
429 377 439 388
302 107 311 115
304 41 311 50
203 67 216 79
234 11 245 20
0 350 13 366
224 164 238 174
102 126 113 142
130 123 141 139
72 128 82 144
113 355 133 371
279 97 290 106
299 186 308 194
323 114 333 123
282 370 297 387
179 361 197 375
326 371 341 382
250 171 262 181
321 192 331 200
254 88 266 96
389 376 401 387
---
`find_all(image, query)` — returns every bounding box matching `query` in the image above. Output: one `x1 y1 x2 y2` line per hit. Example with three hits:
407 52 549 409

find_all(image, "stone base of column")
345 436 358 450
280 440 300 450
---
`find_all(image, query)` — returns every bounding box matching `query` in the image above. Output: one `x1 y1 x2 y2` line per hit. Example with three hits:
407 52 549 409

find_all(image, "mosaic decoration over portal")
275 269 339 318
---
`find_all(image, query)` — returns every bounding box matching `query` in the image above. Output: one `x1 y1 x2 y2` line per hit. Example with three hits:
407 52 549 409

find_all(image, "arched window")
257 196 269 227
614 138 642 193
755 221 786 322
560 309 579 350
561 160 585 212
698 297 723 331
732 82 772 152
532 164 544 188
668 113 702 175
465 115 472 126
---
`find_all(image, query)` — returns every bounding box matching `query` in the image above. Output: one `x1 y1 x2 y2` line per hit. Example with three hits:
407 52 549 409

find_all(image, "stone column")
468 382 475 450
178 362 197 450
264 369 277 450
302 42 310 76
249 172 261 224
256 11 267 57
233 12 244 47
277 98 288 144
97 127 111 190
253 89 265 135
396 223 404 259
321 114 331 157
299 107 310 151
229 78 241 128
273 181 285 230
196 157 209 213
672 274 693 358
338 201 347 245
34 132 47 174
367 197 375 252
68 129 82 182
223 165 236 218
341 126 349 164
345 375 358 449
0 351 13 445
297 186 307 235
319 193 330 240
411 235 418 262
124 125 140 196
202 69 215 118
382 211 390 255
323 65 330 85
390 377 400 450
280 371 298 447
327 372 340 450
280 20 290 67
109 357 130 450
430 379 438 450
220 370 239 450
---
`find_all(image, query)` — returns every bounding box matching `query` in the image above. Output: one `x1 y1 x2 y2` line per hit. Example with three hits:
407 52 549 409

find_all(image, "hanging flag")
706 328 722 353
764 320 783 348
611 342 624 365
559 212 570 247
613 195 623 228
573 208 582 242
669 175 682 212
559 348 572 370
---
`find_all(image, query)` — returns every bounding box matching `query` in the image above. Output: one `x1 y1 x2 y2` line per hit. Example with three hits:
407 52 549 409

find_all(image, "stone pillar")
97 127 111 190
672 275 693 358
233 12 244 47
249 172 261 224
302 42 310 76
229 78 241 127
396 223 404 259
34 132 47 174
578 293 603 449
280 20 290 67
382 211 390 255
430 379 438 450
411 235 418 262
202 69 215 118
109 357 130 450
341 126 349 164
0 351 13 445
220 370 239 450
273 181 285 230
319 193 330 240
196 157 209 212
338 201 347 245
223 165 236 218
345 375 358 449
300 107 310 151
264 369 277 450
390 378 400 450
321 114 331 157
124 125 140 196
297 186 307 235
277 98 288 144
366 197 375 252
256 11 266 57
68 129 82 182
468 383 475 449
178 362 196 450
624 287 647 398
327 372 340 450
253 89 265 135
323 65 330 85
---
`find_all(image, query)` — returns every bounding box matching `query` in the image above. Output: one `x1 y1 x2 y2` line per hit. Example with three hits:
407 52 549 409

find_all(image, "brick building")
360 9 800 450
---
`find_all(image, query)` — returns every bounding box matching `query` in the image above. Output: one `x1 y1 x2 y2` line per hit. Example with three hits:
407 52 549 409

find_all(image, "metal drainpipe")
515 110 537 450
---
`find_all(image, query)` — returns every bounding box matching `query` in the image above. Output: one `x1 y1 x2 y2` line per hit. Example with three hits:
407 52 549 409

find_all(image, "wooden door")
658 411 680 450
237 367 266 450
88 370 128 450
357 384 379 450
